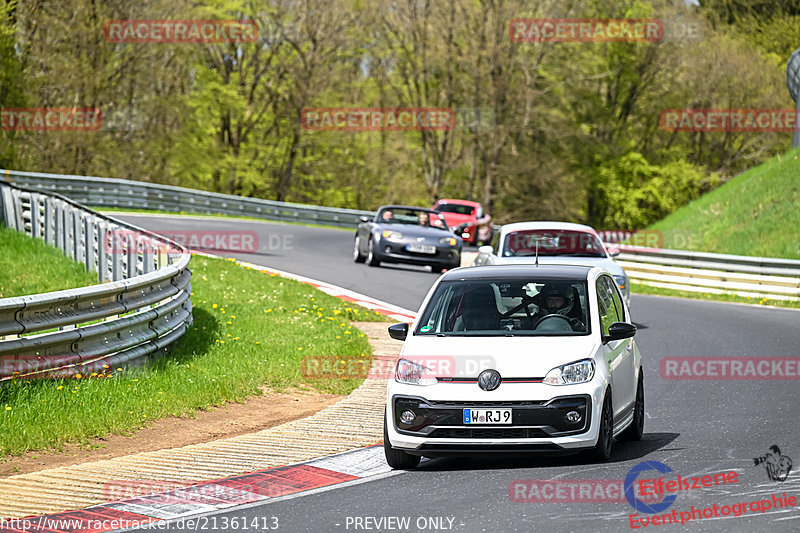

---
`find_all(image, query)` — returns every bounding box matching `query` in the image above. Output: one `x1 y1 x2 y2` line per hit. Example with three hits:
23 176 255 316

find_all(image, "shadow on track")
414 432 680 472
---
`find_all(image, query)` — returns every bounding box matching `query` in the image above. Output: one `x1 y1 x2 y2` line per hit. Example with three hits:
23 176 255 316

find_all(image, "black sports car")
353 205 463 272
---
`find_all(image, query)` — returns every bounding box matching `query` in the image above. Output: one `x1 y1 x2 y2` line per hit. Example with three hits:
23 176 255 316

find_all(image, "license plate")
463 408 512 425
406 243 436 254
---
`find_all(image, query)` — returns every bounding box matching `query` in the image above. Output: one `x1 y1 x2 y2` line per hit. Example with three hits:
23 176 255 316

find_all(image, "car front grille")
429 427 549 439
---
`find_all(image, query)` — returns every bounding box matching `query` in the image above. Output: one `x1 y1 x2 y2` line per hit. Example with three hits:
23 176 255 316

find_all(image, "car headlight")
382 230 403 241
543 359 595 385
439 237 457 246
613 275 628 291
395 358 438 386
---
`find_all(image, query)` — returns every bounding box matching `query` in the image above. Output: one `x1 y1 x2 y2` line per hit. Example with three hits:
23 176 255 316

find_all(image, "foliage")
3 0 797 227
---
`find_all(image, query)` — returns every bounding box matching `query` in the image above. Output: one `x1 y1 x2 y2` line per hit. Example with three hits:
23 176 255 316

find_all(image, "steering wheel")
533 314 584 331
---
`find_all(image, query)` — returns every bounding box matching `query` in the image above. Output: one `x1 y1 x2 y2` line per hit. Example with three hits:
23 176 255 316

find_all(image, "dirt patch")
0 386 343 478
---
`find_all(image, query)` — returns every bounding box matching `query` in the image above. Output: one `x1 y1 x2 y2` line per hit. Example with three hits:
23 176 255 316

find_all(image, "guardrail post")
0 184 6 228
44 196 55 245
30 193 41 239
142 244 155 274
97 222 109 282
127 232 138 278
112 228 125 281
8 188 21 231
72 209 82 262
54 200 63 252
62 203 72 258
84 217 95 273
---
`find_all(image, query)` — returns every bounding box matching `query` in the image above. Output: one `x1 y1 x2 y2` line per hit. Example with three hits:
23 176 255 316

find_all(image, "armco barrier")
2 168 374 228
0 181 192 380
5 168 799 302
612 245 800 302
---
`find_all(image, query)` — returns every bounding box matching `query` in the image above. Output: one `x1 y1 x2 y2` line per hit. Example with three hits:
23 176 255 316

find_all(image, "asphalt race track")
117 214 800 533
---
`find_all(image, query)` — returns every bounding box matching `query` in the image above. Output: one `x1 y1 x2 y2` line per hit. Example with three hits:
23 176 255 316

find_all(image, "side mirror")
602 322 637 344
478 245 494 255
607 246 621 257
359 216 370 223
388 323 409 341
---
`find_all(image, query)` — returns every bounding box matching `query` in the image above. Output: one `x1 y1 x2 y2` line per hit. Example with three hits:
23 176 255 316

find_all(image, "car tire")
366 238 380 267
591 390 614 461
353 236 366 263
431 265 444 274
619 372 644 441
383 413 420 470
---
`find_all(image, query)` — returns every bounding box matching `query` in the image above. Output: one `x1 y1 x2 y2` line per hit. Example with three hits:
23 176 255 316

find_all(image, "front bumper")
376 238 461 267
386 385 604 455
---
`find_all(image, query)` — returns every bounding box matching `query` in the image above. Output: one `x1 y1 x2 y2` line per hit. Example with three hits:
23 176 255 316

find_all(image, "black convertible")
353 205 463 272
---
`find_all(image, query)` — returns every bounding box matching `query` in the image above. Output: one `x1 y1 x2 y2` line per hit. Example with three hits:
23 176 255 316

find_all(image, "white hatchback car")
473 221 630 305
383 264 643 469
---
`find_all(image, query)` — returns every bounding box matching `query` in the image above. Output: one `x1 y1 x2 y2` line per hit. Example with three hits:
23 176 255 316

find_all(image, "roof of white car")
500 221 598 234
442 264 597 281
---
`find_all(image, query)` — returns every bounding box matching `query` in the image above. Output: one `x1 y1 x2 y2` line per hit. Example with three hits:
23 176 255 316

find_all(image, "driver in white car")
533 283 586 330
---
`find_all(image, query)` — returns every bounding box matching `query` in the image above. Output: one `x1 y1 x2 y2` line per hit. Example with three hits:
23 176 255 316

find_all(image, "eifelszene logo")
625 461 677 514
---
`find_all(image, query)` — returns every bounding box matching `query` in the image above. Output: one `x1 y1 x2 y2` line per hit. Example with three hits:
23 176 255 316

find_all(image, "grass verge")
648 148 800 259
631 281 800 309
0 254 387 457
0 225 98 298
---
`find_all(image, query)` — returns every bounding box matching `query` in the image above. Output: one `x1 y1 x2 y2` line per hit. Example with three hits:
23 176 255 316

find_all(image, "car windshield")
378 208 447 229
435 203 475 215
502 230 606 258
415 279 590 336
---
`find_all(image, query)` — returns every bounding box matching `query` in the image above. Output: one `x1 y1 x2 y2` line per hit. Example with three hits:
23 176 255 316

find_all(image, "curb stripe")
0 448 388 533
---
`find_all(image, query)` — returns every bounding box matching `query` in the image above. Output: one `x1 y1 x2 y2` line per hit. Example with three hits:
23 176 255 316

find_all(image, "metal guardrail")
0 181 193 380
2 168 374 228
5 167 799 302
472 233 800 302
610 245 800 301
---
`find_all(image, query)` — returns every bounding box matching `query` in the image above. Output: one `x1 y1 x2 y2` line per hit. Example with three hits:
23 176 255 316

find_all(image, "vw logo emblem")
478 369 502 391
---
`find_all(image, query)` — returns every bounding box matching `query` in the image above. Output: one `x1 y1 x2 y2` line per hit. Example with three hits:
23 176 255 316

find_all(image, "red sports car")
432 199 494 246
